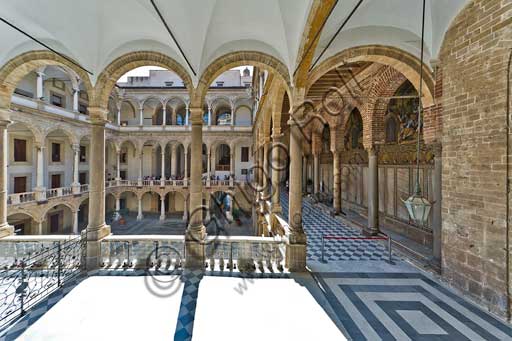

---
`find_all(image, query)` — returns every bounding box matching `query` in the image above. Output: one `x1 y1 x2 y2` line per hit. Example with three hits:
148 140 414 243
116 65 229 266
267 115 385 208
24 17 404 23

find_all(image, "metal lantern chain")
402 0 433 227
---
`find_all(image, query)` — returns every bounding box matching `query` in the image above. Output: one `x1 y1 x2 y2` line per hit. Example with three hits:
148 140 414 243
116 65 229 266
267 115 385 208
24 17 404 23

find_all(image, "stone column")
332 150 341 214
71 144 80 194
73 210 79 234
230 108 235 126
186 108 206 268
313 153 319 194
366 146 379 235
302 155 307 193
185 107 189 126
36 221 43 235
137 197 143 220
34 143 46 201
0 118 13 237
432 144 442 265
36 72 44 100
160 148 166 186
206 148 211 186
116 150 121 181
207 107 212 126
286 89 307 271
160 195 166 220
271 132 283 213
139 107 144 126
171 144 177 178
262 141 270 199
184 150 188 184
117 108 121 126
85 110 111 270
162 107 167 126
183 196 188 221
73 89 79 112
205 194 211 221
230 151 235 186
138 151 143 186
258 146 264 196
115 197 120 212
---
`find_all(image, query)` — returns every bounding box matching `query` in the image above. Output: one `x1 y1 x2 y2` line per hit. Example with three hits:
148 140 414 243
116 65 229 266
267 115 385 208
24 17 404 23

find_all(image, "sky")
117 66 253 82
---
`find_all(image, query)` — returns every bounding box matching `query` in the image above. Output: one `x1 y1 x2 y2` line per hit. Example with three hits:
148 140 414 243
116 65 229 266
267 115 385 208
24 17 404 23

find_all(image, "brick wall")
439 0 512 317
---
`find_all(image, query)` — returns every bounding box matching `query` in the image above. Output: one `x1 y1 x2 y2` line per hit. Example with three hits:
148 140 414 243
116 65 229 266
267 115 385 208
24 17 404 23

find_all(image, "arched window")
387 80 419 143
203 111 209 124
344 108 363 150
322 125 330 153
385 115 398 143
216 111 231 125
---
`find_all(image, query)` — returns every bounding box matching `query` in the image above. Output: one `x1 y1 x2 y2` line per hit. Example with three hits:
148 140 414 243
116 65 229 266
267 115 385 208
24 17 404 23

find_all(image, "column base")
159 214 166 221
71 183 81 195
285 242 307 272
137 214 144 221
363 226 379 236
182 212 188 221
0 224 14 238
34 187 47 202
85 224 111 271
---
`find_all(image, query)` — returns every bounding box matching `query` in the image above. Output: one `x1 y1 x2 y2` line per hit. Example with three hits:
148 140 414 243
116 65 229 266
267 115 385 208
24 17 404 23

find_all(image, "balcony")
7 180 249 207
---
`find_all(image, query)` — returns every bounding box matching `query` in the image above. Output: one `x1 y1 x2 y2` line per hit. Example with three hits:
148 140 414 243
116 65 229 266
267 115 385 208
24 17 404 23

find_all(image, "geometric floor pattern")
315 272 512 340
280 192 389 262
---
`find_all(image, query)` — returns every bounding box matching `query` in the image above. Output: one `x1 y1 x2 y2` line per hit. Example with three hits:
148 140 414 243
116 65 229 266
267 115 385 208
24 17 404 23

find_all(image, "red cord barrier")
323 236 388 241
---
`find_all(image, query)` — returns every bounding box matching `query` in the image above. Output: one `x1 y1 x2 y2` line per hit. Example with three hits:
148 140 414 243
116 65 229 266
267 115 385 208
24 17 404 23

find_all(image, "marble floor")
1 192 512 340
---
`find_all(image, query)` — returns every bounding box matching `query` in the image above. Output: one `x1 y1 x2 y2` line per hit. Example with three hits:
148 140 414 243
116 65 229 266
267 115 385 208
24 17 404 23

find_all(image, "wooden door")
51 174 61 189
13 177 27 193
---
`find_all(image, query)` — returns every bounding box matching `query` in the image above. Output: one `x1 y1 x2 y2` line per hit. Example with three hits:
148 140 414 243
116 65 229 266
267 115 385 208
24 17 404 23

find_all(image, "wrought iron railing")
0 236 85 330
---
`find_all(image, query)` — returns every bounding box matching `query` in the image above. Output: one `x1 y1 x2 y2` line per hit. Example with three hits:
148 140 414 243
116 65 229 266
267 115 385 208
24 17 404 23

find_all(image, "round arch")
92 51 193 110
0 50 93 111
308 45 435 108
192 51 292 108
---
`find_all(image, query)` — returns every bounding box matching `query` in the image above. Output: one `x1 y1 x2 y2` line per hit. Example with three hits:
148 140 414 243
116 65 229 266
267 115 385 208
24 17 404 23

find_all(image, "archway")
43 204 74 234
7 213 36 235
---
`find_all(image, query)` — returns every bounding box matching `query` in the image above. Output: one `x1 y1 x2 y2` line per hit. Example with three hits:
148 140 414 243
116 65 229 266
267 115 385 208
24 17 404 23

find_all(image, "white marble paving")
192 276 346 341
17 276 184 341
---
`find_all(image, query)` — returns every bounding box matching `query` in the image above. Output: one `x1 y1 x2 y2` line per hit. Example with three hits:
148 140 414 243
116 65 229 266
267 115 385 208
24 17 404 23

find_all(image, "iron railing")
0 236 85 330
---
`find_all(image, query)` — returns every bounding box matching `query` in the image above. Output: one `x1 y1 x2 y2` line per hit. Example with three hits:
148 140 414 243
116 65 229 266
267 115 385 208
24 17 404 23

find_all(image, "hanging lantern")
402 187 432 227
402 0 432 227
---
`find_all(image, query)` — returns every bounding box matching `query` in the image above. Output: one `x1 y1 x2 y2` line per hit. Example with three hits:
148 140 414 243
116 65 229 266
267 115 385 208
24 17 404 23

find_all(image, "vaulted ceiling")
0 0 469 85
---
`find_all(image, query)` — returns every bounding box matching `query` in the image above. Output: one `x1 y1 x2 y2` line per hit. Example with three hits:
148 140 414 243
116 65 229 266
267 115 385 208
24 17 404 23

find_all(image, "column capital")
88 106 109 123
72 143 80 152
189 107 204 125
366 144 380 156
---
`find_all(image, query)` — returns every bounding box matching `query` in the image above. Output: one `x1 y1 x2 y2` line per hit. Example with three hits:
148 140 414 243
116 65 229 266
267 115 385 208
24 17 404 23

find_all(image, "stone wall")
439 0 512 317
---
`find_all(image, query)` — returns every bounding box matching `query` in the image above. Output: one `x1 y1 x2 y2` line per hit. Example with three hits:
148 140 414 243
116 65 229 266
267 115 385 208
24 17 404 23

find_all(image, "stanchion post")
321 235 325 263
388 237 392 263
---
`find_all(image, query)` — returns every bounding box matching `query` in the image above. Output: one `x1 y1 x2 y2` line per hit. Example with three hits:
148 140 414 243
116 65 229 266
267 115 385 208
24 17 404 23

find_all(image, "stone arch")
8 120 44 145
42 202 76 218
192 51 291 108
0 50 93 111
308 45 435 108
44 125 79 145
361 66 407 149
7 210 39 223
92 51 193 110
